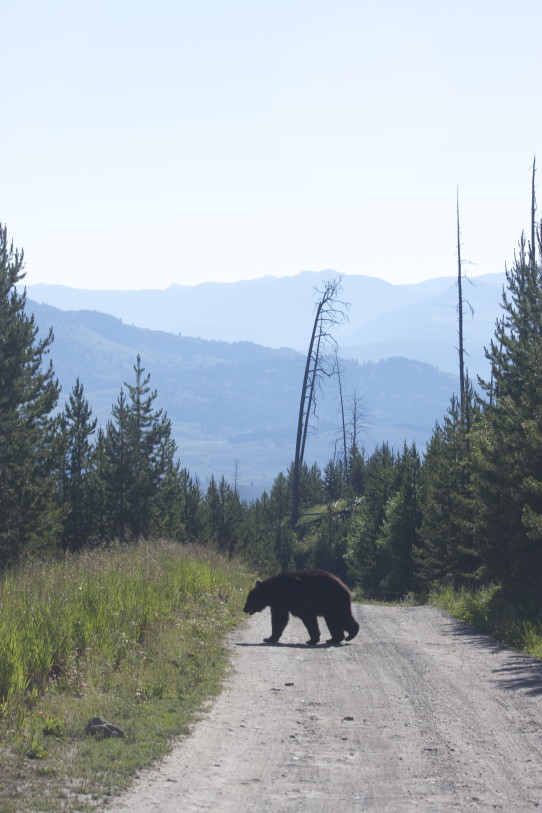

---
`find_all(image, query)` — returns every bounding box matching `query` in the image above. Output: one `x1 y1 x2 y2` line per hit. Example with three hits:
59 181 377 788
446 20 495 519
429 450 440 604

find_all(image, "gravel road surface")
111 604 542 812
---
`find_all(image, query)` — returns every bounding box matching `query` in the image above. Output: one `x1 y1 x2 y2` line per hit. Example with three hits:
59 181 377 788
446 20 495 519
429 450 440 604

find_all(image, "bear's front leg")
264 605 289 643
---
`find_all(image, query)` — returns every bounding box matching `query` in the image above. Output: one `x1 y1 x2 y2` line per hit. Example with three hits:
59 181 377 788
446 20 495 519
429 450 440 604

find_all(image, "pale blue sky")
2 0 541 289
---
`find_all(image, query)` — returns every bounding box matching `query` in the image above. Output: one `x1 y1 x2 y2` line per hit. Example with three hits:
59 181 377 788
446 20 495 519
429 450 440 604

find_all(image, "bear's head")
243 580 268 614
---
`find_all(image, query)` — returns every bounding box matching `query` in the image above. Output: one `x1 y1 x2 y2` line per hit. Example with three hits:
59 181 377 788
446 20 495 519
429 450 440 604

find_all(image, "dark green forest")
1 218 542 612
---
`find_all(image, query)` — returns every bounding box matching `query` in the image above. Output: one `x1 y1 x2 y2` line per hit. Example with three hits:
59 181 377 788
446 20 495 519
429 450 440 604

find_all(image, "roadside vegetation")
0 541 252 812
2 178 542 806
429 582 542 659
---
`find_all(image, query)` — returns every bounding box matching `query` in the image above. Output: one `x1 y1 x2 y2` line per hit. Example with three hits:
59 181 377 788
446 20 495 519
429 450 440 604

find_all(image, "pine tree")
376 443 421 599
104 387 132 541
346 443 366 499
345 443 396 594
60 378 97 550
101 357 178 541
416 390 479 591
287 461 313 516
177 468 203 541
323 458 344 502
152 457 184 540
473 224 542 597
307 463 324 506
310 505 349 579
203 475 222 548
203 475 238 556
269 472 291 523
223 477 244 559
240 493 281 573
86 428 109 543
0 224 61 564
124 355 174 538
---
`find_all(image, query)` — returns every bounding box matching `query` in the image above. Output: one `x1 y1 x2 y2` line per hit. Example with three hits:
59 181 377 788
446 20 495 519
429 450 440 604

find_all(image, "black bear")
243 569 360 645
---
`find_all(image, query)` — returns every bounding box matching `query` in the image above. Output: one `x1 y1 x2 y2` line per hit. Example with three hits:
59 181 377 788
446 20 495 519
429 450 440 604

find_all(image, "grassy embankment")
0 541 253 812
429 583 542 658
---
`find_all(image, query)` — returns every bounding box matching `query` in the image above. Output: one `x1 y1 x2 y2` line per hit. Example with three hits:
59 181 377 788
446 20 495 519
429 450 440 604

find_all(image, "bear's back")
268 569 350 613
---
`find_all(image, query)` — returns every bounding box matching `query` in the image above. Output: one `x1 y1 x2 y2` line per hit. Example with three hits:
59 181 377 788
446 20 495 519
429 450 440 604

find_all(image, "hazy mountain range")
27 269 506 378
26 270 506 495
27 301 454 497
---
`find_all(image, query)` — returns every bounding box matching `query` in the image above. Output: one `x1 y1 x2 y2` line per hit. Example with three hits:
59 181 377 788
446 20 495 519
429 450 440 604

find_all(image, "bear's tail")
345 618 360 641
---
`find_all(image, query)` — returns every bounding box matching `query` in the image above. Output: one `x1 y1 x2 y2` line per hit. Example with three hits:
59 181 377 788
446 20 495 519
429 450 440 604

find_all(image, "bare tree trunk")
335 350 348 478
292 300 324 527
531 157 537 269
291 278 346 525
457 188 466 420
349 389 365 451
300 315 324 466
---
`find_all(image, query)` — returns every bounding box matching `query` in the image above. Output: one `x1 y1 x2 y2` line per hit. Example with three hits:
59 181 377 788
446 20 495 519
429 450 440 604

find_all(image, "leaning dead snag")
291 277 347 525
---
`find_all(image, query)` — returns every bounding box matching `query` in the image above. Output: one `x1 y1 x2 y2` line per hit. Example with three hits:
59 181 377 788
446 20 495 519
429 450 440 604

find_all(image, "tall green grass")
0 541 253 811
429 582 542 658
0 541 248 717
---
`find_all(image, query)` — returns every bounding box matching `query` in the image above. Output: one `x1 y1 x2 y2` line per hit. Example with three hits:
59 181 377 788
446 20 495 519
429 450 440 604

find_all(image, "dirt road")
111 604 542 812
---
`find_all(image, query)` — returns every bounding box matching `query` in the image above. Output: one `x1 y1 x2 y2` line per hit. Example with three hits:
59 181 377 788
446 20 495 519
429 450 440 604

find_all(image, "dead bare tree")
456 189 466 417
291 277 347 525
456 189 473 426
334 348 349 479
530 157 537 270
348 389 366 452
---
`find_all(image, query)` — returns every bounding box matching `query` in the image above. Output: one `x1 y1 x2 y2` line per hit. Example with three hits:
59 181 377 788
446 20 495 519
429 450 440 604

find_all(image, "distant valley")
28 296 461 497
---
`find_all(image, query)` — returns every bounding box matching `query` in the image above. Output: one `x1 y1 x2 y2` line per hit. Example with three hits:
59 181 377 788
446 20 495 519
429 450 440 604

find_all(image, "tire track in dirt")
110 604 542 812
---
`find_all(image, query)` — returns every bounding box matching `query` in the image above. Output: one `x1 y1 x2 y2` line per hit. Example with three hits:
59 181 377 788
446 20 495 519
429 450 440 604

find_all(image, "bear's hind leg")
264 605 289 643
324 615 345 645
299 612 320 645
345 616 360 641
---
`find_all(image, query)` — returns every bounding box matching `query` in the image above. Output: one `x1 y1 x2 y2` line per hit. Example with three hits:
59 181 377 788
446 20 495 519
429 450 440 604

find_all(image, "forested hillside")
2 217 542 617
27 299 457 492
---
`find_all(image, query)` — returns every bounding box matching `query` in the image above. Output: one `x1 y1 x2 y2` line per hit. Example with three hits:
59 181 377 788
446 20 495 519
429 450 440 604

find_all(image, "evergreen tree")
346 444 366 499
287 461 314 516
124 355 176 538
269 471 295 567
310 504 349 579
473 227 542 596
87 428 109 544
269 472 291 522
217 475 231 554
322 458 344 502
272 516 295 571
152 457 184 540
203 475 222 548
416 393 479 591
177 468 203 541
345 443 396 594
375 443 421 598
101 357 178 541
240 493 281 573
203 474 242 557
60 378 97 550
307 463 324 506
103 387 132 541
0 225 61 564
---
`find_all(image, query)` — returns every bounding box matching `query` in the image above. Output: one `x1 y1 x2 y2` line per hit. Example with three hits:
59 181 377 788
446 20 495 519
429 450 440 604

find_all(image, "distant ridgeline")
28 295 459 494
26 268 504 374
